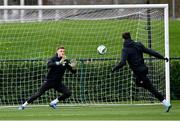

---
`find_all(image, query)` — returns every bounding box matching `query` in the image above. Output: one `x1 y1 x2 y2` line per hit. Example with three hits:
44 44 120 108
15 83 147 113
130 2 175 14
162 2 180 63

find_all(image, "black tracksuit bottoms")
27 80 71 103
134 68 164 102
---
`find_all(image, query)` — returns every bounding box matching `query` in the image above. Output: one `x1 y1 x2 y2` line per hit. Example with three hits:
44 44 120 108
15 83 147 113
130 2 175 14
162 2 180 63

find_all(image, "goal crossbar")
0 4 168 10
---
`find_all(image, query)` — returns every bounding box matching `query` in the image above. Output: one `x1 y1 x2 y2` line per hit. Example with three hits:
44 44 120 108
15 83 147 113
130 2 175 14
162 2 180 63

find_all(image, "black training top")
45 54 76 81
113 39 165 72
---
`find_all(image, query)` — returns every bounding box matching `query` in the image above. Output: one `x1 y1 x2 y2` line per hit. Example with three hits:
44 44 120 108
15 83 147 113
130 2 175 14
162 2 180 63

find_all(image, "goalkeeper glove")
69 59 77 68
55 56 67 65
164 57 169 62
60 56 67 64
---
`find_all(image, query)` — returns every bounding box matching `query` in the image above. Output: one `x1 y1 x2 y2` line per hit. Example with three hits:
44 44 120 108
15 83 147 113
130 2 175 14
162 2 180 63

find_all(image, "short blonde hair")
56 46 65 51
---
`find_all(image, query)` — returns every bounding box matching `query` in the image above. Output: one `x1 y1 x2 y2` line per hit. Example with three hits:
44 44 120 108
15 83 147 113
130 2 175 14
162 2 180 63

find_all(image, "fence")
0 0 180 18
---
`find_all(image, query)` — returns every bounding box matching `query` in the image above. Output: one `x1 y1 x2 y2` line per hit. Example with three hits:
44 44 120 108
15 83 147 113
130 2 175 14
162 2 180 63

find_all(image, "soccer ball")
97 45 107 55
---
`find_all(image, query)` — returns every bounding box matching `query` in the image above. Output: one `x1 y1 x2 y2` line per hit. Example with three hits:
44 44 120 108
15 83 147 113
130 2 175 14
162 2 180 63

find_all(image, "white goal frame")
0 4 170 104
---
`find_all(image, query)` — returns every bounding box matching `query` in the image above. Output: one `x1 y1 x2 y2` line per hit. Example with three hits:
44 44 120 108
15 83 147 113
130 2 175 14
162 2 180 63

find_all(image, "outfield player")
112 32 172 112
19 46 77 110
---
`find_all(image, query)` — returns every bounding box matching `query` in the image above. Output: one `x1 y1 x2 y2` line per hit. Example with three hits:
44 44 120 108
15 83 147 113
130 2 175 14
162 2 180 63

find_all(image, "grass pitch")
0 100 179 120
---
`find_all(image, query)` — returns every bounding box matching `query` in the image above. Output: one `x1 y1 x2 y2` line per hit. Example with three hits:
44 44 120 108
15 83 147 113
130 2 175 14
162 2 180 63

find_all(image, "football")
97 45 107 55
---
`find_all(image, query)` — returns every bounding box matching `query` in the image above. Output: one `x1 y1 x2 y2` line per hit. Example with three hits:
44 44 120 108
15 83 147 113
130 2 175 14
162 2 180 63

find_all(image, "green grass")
0 100 179 120
0 20 179 59
169 20 180 57
0 19 180 60
0 20 124 59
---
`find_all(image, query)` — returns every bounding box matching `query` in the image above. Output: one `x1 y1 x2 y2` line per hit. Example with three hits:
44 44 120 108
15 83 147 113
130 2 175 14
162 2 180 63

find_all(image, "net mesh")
0 7 166 105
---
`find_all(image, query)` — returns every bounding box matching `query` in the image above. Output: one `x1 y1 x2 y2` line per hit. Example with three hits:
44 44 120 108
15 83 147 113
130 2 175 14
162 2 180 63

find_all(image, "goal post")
164 6 170 102
0 4 169 106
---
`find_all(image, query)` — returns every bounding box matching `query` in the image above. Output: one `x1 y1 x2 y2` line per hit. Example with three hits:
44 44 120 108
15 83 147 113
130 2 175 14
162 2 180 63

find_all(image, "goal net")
0 5 169 106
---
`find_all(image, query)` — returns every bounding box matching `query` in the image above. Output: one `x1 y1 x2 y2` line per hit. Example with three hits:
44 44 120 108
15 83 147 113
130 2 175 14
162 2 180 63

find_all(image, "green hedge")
170 60 180 100
0 60 179 105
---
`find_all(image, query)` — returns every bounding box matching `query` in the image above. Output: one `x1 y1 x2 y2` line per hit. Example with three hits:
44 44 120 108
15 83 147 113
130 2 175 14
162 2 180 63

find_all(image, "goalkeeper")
112 32 172 112
19 46 77 110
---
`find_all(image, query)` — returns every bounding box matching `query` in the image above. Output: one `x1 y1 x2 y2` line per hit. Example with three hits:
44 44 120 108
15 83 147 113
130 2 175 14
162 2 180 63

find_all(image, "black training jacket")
113 39 165 72
45 54 76 81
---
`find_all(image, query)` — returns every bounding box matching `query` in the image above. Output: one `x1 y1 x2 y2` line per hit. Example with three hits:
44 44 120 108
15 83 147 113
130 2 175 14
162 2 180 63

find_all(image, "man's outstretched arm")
141 43 168 61
112 49 128 72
